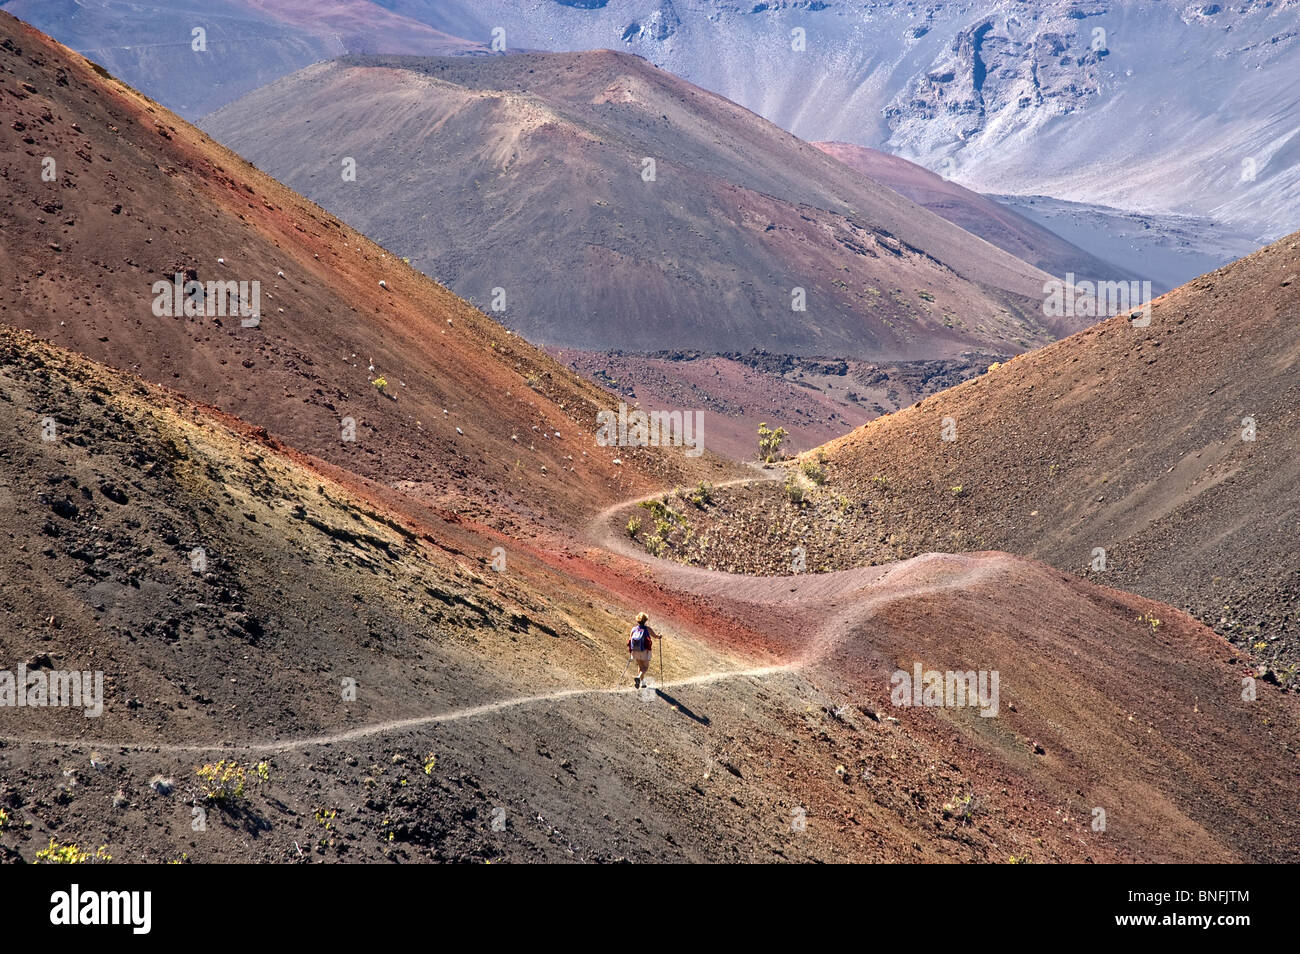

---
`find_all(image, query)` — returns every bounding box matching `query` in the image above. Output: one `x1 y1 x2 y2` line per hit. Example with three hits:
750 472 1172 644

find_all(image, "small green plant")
950 484 965 497
196 760 250 803
758 422 788 463
871 474 889 490
36 839 111 864
917 289 935 302
626 516 642 537
636 499 685 554
1137 612 1162 632
0 807 9 830
801 452 827 485
423 753 437 776
315 807 338 831
943 793 978 824
784 475 805 506
688 482 714 508
639 498 684 527
371 376 388 392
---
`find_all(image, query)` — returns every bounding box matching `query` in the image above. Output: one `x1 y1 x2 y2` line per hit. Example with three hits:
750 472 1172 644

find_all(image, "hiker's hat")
636 612 648 623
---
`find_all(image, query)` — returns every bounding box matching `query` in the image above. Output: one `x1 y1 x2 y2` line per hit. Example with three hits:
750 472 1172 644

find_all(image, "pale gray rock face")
881 13 1109 156
381 0 1299 242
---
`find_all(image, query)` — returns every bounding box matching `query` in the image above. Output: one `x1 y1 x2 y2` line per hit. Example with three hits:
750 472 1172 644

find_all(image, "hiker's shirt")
629 624 655 657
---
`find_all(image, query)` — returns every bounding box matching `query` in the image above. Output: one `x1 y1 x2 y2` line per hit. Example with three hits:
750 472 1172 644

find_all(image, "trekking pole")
618 653 632 687
659 636 664 686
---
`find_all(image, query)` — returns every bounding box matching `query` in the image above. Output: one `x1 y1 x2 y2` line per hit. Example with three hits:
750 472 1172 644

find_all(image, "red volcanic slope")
0 12 736 533
590 502 1300 863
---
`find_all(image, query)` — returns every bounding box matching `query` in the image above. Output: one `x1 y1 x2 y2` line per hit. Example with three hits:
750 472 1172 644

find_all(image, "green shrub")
689 482 714 508
196 759 266 803
639 498 683 526
758 422 788 463
36 839 111 864
784 476 805 506
801 452 827 485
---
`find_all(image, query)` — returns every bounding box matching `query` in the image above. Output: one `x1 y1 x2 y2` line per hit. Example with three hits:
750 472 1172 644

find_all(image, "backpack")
629 624 650 652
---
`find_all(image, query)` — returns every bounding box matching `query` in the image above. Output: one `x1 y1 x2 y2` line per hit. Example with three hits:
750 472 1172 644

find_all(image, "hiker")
628 612 657 688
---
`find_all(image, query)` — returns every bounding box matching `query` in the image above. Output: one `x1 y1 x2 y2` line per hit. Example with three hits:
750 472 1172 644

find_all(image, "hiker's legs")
632 650 651 686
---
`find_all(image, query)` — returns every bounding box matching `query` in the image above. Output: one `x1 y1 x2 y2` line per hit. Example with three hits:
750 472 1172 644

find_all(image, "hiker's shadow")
654 688 710 726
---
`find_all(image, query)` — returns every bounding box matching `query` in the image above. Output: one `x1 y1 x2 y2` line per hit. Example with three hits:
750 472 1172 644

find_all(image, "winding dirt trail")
12 664 797 755
6 475 992 754
586 475 1007 661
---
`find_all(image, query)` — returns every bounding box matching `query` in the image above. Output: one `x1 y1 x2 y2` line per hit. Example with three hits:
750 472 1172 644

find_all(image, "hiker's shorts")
631 649 652 665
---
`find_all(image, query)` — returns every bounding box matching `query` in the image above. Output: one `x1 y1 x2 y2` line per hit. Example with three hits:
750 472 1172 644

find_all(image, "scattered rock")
99 482 128 504
48 496 78 519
